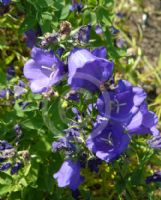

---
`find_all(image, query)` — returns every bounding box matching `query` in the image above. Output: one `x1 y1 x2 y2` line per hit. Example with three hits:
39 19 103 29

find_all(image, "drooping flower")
23 47 65 93
146 171 161 184
53 160 84 190
95 25 103 35
68 47 113 92
86 122 130 162
97 80 146 124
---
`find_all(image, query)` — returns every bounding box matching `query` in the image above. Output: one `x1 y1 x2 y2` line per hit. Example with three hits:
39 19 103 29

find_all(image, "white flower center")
41 64 57 80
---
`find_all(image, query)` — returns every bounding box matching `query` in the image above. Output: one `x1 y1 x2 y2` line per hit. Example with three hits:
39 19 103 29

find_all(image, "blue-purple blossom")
56 47 65 57
126 103 159 136
78 25 91 43
14 80 26 97
0 140 13 150
0 0 11 5
115 38 124 48
6 65 15 80
95 25 103 35
11 162 22 174
0 89 6 98
109 26 120 34
68 47 113 91
147 135 161 149
23 47 65 93
97 80 146 124
52 137 75 152
146 171 161 184
116 12 125 18
18 102 30 109
70 0 83 12
24 30 37 48
86 122 130 162
0 162 11 171
53 160 84 190
13 124 22 137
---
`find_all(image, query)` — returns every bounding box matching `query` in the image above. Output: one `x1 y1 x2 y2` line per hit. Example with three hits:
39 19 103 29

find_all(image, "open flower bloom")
23 47 64 93
127 103 159 136
53 160 84 190
86 122 131 162
68 47 113 92
97 80 146 124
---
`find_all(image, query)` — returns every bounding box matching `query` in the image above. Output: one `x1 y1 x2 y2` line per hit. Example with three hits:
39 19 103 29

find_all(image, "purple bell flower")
23 47 65 93
127 103 159 136
14 80 26 97
0 162 11 171
70 0 83 12
146 171 161 184
0 89 6 98
78 25 91 43
86 122 130 162
147 135 161 149
18 102 30 109
6 65 15 80
97 80 146 124
0 0 11 5
115 38 124 48
109 26 120 34
52 137 75 152
68 47 113 92
24 30 37 48
0 140 13 150
11 162 22 174
53 160 84 190
95 25 103 35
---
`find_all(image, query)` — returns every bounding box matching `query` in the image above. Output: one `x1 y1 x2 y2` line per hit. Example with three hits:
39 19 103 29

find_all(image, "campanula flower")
95 25 103 35
0 89 6 98
127 103 159 136
97 80 146 124
23 47 65 93
24 30 37 48
147 135 161 149
53 160 84 190
11 162 22 174
86 122 130 162
146 171 161 184
68 47 113 91
78 25 91 43
0 162 11 171
70 0 83 12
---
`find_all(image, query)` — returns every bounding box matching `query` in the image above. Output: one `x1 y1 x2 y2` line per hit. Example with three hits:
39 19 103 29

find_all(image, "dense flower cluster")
24 38 159 192
0 140 22 174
